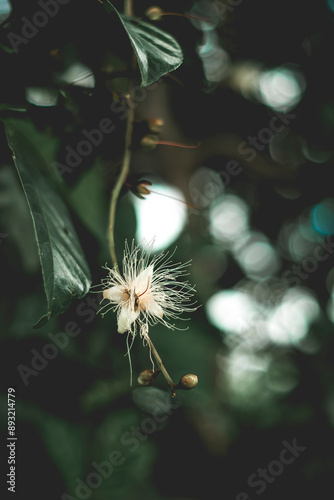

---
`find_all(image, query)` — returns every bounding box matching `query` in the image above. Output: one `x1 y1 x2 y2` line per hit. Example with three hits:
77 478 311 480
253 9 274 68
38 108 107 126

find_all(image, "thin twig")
107 113 133 270
108 0 176 397
124 0 133 16
161 12 214 24
146 335 176 396
157 140 201 149
107 0 134 270
148 189 196 210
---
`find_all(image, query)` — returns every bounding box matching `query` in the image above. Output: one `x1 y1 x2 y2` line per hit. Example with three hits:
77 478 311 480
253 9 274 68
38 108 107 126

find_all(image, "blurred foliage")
1 1 334 499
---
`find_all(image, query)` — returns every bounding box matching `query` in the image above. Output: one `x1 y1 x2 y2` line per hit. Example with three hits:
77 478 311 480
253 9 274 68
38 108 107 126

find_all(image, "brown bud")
145 6 164 21
137 369 160 386
126 179 152 200
178 374 198 390
140 134 158 150
148 118 164 134
137 180 152 197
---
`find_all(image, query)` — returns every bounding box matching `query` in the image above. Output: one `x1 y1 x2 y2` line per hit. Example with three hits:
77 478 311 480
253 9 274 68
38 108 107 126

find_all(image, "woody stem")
124 0 133 16
107 0 134 270
146 335 176 394
107 111 133 271
161 12 214 23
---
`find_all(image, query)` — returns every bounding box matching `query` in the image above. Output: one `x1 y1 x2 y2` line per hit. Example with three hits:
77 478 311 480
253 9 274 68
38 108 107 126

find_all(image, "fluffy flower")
98 241 197 336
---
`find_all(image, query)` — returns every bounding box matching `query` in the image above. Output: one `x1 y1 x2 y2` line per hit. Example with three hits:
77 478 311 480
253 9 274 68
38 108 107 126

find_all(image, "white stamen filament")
97 240 197 337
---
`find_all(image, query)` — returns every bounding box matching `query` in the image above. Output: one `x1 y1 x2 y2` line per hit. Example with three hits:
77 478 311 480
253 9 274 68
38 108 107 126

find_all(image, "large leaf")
104 1 183 86
5 121 91 327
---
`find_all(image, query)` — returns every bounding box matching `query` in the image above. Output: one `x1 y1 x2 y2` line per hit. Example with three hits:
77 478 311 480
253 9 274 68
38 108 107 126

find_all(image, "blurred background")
1 0 334 498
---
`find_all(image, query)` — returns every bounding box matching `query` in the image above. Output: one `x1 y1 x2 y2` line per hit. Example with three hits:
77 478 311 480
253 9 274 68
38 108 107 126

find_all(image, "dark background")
1 0 334 499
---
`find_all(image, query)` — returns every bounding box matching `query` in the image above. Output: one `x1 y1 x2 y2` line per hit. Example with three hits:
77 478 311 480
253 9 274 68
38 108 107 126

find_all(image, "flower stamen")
138 278 150 297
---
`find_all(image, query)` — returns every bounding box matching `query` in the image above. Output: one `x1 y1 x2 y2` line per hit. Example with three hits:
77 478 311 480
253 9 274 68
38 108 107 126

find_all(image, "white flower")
98 241 197 336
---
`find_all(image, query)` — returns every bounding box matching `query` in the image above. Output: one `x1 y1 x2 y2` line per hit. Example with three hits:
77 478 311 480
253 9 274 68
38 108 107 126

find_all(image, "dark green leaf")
104 2 183 86
5 121 92 327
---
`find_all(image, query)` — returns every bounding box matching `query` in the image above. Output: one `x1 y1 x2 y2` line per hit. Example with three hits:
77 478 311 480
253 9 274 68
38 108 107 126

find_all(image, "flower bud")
178 374 198 390
126 179 152 200
145 6 164 21
137 180 152 197
138 369 160 386
148 118 164 134
141 134 158 150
